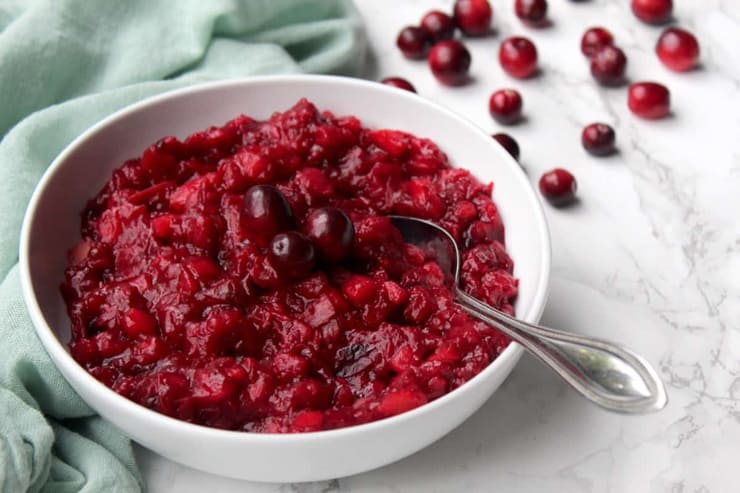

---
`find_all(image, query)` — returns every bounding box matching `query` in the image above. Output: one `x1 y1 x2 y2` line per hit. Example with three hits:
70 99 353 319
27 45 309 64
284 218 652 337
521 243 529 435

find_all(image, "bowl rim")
19 74 550 443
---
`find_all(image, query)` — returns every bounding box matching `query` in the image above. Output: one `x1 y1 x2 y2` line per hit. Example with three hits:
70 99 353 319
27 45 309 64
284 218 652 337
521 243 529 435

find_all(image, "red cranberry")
428 40 472 86
381 77 417 92
628 82 670 119
396 26 432 59
590 45 627 86
515 0 548 25
499 37 538 79
492 133 520 161
488 89 523 125
454 0 493 36
581 27 614 57
539 169 577 206
243 185 294 241
631 0 672 24
420 10 456 42
269 231 316 280
656 27 700 72
303 208 354 263
581 123 616 156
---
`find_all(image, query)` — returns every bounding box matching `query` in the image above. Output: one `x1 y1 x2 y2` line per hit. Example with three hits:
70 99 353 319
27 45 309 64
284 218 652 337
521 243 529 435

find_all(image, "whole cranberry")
656 27 700 72
488 89 523 125
269 231 316 280
631 0 672 24
515 0 548 25
539 169 577 206
396 26 432 59
303 207 355 263
499 37 538 79
492 133 520 161
628 82 670 119
428 40 472 86
381 77 417 92
590 45 627 86
581 27 614 57
453 0 493 36
581 123 616 156
243 185 294 241
420 10 456 42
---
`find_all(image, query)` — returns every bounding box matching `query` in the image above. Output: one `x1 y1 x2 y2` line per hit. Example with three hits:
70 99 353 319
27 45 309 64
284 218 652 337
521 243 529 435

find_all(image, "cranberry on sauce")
492 133 520 161
539 168 577 206
269 231 316 280
499 36 538 79
515 0 548 25
488 89 523 125
420 10 456 42
590 45 627 86
581 27 614 57
656 27 700 72
631 0 672 24
453 0 492 36
628 82 670 119
428 40 472 86
396 26 432 59
381 77 417 92
581 123 616 156
243 185 294 242
303 207 354 263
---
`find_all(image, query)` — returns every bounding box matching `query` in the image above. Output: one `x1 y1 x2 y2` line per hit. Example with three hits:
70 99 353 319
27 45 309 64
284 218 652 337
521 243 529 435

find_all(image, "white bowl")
19 75 550 483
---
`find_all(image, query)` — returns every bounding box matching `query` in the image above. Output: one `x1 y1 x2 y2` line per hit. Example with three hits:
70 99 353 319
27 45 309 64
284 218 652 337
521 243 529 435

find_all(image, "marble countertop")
137 1 740 491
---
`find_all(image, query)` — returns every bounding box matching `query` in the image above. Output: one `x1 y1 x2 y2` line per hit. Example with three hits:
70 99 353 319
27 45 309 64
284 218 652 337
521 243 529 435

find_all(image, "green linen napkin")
0 1 365 491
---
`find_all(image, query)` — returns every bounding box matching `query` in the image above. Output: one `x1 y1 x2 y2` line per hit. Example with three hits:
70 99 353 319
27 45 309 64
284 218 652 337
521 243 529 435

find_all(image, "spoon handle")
455 289 668 414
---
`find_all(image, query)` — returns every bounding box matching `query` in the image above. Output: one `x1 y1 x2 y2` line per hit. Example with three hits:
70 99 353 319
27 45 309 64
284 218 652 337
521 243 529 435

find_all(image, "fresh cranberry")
269 231 316 280
488 89 523 125
243 185 294 241
303 207 354 263
381 77 417 92
581 123 616 156
656 27 700 72
453 0 492 36
420 10 456 42
499 37 538 79
539 169 577 206
631 0 672 24
628 82 670 119
581 27 614 57
492 133 520 161
396 26 432 59
590 45 627 86
515 0 548 25
428 40 472 86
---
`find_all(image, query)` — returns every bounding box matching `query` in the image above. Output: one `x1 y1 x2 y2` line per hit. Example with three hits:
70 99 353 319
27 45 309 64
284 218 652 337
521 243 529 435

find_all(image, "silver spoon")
390 215 668 414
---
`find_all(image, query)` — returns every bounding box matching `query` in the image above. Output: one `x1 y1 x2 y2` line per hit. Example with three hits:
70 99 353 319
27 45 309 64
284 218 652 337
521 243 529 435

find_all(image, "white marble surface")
136 1 740 491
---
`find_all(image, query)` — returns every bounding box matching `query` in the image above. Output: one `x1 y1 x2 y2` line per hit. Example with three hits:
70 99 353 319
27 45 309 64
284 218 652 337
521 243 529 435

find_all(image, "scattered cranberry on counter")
581 27 614 57
539 169 577 206
420 10 456 42
303 207 355 263
631 0 672 24
581 123 616 156
429 40 472 86
656 27 700 72
514 0 548 25
590 45 627 86
396 26 432 59
453 0 493 36
499 36 538 78
488 89 523 125
381 77 417 92
628 82 671 119
492 133 520 161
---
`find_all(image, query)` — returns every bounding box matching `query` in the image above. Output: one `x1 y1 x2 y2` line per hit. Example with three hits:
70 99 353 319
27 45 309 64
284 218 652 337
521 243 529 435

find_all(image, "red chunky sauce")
62 99 518 433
